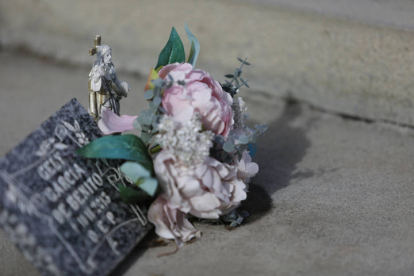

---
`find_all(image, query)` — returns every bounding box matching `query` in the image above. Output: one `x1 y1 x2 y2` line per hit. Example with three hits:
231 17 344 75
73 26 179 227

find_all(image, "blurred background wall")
1 0 414 126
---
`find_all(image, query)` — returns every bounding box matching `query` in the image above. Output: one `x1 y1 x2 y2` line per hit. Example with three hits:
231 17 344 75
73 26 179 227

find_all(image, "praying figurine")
88 35 130 121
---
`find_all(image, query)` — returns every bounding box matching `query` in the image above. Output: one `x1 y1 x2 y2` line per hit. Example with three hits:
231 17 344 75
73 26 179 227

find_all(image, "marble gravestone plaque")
0 99 152 276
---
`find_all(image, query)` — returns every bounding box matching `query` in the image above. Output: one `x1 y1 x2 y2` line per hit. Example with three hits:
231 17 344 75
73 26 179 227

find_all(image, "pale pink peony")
148 196 201 247
153 150 248 219
98 107 137 135
158 63 234 137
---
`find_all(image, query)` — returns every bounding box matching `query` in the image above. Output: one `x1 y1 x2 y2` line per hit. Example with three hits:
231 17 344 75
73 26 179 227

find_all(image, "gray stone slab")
0 98 152 276
1 53 414 276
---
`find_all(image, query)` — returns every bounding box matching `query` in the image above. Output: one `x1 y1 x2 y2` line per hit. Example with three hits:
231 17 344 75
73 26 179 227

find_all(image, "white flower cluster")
156 114 214 166
232 97 247 130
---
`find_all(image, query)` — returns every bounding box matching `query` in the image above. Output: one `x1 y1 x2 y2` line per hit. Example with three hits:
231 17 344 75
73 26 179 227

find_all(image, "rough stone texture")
1 0 414 127
1 53 414 275
246 0 414 30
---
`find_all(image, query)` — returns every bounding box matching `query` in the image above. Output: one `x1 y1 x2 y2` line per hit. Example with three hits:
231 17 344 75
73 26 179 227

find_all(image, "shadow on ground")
111 100 313 274
241 100 312 223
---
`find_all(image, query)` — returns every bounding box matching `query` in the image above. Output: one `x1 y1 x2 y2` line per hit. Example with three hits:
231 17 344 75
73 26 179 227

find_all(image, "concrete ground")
1 51 414 275
3 0 414 127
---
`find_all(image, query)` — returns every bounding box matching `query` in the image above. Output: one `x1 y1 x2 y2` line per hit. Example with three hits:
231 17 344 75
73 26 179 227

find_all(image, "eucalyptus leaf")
149 102 158 111
223 141 235 153
132 118 141 131
225 74 234 78
138 110 154 126
238 135 250 145
234 78 240 87
152 78 164 89
153 96 162 107
235 68 242 77
144 89 154 100
155 27 185 69
140 132 151 144
240 77 250 88
185 22 200 67
158 106 167 113
141 124 150 132
118 184 151 204
76 134 153 172
237 57 244 63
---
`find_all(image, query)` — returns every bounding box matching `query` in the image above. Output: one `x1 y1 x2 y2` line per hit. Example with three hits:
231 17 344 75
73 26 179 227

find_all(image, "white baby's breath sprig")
156 113 214 166
232 97 247 130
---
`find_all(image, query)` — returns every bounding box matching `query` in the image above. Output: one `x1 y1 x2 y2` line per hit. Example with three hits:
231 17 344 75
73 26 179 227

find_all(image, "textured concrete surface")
1 52 414 276
246 0 414 30
2 0 414 127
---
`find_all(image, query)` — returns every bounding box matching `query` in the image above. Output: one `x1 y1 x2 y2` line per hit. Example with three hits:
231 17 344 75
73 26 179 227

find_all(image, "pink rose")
148 196 201 247
159 63 234 136
153 150 247 219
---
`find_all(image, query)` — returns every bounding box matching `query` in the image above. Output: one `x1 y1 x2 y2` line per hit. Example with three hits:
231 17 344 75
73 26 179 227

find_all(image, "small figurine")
88 35 130 121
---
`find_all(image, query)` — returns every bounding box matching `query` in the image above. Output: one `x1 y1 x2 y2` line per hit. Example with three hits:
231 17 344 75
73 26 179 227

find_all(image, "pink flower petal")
148 196 200 247
98 107 137 135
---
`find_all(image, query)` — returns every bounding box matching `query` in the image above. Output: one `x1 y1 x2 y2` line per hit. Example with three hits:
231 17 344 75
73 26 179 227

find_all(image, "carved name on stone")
0 98 151 276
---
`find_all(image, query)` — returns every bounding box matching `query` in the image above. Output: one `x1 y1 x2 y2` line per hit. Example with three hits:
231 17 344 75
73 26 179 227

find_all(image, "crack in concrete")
282 96 414 132
3 47 413 133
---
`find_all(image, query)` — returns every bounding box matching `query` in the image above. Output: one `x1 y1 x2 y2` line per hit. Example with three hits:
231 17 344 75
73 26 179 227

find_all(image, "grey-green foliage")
220 209 249 228
133 74 187 150
133 77 168 147
212 122 268 163
221 57 251 98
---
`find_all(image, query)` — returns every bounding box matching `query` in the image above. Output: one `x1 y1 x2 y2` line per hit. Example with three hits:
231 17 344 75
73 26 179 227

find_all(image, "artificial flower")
148 196 201 247
98 107 137 135
159 63 234 137
153 150 247 219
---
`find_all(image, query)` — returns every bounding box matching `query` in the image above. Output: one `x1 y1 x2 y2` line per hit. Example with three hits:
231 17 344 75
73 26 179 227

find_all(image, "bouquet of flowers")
77 24 267 247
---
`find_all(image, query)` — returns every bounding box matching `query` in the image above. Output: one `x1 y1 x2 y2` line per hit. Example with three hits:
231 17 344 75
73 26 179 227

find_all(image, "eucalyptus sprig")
221 57 251 98
133 77 169 148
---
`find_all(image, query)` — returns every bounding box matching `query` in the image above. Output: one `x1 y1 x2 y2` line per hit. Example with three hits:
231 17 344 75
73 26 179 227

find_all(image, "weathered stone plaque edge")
0 98 152 276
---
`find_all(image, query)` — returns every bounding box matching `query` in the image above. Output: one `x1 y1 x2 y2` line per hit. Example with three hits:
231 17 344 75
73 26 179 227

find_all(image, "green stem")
150 145 162 154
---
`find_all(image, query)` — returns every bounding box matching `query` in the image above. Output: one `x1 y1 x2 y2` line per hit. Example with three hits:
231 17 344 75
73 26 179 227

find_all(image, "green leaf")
120 162 151 182
120 162 158 196
118 184 151 204
185 22 200 67
76 134 153 172
225 74 234 78
138 178 158 196
155 27 185 69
